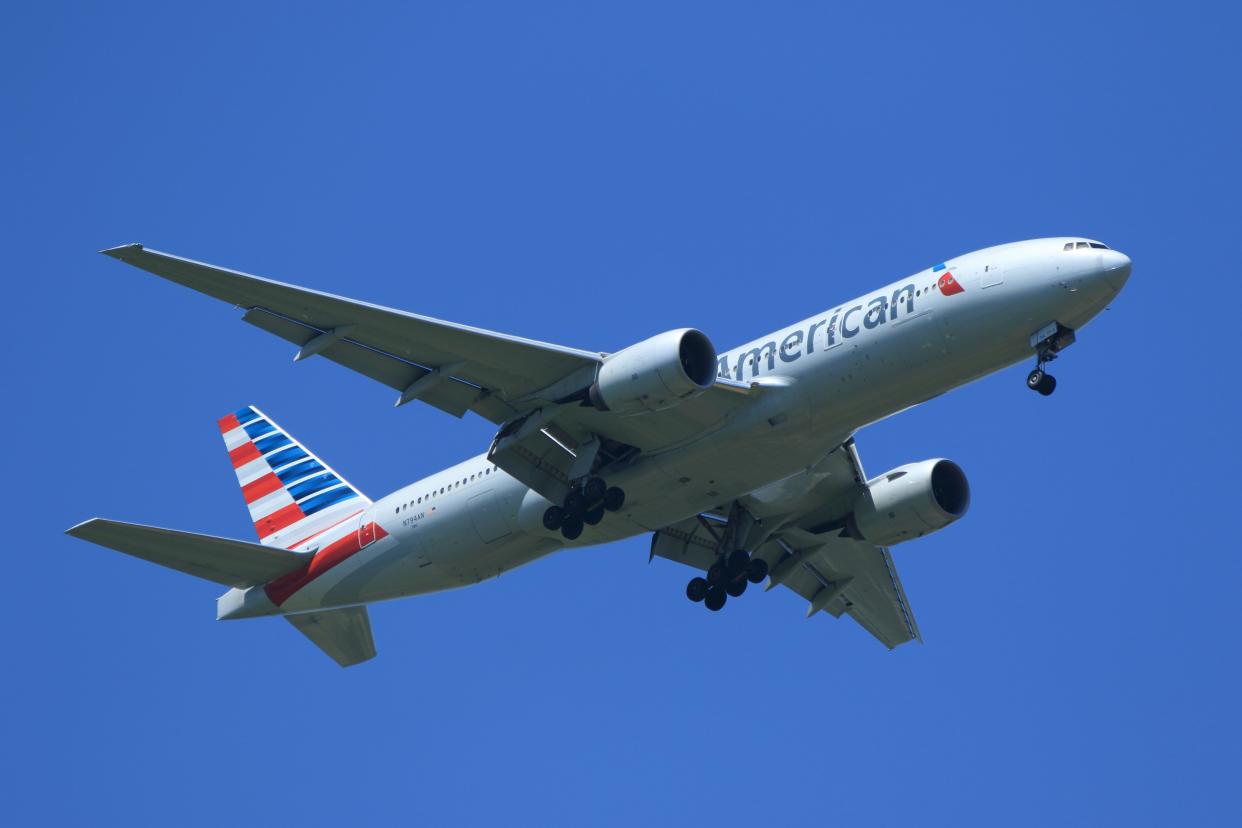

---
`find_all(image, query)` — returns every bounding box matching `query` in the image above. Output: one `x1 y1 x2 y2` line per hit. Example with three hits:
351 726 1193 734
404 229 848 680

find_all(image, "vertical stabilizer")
217 405 371 550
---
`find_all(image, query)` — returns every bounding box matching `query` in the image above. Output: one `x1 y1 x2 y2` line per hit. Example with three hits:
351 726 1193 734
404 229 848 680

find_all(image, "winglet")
99 243 145 259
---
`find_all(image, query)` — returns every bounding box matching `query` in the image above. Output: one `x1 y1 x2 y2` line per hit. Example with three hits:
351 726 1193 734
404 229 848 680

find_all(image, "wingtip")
65 517 101 537
99 243 144 259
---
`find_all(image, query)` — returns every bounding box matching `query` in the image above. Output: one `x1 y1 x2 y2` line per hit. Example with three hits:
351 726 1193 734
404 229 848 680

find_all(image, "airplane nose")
1100 249 1132 292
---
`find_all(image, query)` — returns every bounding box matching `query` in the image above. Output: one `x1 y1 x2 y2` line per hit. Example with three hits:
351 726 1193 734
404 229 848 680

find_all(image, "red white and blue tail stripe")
218 406 370 550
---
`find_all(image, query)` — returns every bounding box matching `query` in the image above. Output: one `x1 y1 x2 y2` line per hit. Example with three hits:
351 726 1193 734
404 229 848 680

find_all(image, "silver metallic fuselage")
265 238 1130 615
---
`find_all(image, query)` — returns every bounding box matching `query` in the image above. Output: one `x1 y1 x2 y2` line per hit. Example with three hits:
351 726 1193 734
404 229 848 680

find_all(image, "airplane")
67 238 1131 666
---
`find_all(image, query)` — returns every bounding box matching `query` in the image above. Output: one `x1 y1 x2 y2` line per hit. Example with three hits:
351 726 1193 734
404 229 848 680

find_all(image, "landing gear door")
357 507 378 548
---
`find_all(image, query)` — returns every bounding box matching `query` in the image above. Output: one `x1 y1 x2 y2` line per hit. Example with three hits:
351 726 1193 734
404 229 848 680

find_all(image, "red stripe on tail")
229 441 262 468
218 413 242 434
242 473 284 504
255 502 306 539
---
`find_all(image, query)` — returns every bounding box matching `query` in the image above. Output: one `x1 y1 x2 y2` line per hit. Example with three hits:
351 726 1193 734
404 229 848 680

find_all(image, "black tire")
1027 368 1045 390
727 549 750 574
564 490 586 515
686 577 709 603
583 505 605 525
726 578 747 598
561 516 584 540
583 476 606 504
746 557 769 584
542 506 564 531
1038 374 1057 396
602 486 626 512
704 588 727 612
707 562 727 585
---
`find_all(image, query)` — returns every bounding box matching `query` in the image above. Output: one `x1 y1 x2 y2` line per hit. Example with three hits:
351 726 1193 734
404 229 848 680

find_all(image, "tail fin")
218 405 370 550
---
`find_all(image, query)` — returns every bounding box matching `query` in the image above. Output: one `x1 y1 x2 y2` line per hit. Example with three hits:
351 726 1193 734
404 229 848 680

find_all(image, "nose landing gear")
1027 322 1076 397
542 476 626 541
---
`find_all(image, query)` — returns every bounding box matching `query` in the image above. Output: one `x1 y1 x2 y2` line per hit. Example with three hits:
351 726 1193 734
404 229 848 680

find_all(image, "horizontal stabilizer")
286 606 376 667
66 518 307 588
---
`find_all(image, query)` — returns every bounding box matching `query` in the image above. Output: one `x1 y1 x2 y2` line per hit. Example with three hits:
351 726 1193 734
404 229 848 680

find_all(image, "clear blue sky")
5 3 1238 825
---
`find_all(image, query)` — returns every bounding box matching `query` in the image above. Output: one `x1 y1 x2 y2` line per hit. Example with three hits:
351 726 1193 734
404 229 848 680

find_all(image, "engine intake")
590 328 718 414
847 459 970 546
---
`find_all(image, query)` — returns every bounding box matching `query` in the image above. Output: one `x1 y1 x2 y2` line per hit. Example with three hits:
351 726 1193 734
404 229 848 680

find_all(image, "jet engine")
589 328 718 414
846 459 970 546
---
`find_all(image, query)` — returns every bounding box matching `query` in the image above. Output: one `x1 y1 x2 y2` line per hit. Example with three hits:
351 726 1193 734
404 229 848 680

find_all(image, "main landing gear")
685 550 769 612
541 477 625 541
677 502 771 613
1027 322 1076 397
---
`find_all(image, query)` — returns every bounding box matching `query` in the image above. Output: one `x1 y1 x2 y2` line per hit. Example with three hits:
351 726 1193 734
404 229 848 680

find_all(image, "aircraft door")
979 261 1004 289
357 507 378 548
468 491 511 544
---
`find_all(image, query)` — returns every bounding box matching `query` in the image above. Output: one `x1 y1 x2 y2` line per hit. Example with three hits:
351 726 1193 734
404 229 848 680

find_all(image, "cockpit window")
1088 242 1109 249
1075 242 1089 249
1063 242 1074 251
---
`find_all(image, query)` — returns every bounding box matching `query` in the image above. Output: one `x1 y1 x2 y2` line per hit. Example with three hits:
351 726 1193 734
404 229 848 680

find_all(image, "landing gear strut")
543 476 625 541
1027 322 1076 397
677 502 772 613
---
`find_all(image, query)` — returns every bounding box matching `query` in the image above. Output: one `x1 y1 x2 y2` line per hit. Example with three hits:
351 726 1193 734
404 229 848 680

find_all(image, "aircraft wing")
650 439 922 649
102 244 758 502
101 244 754 438
101 244 605 423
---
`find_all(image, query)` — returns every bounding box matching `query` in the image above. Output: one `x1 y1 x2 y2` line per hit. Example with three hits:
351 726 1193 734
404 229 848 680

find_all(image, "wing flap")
242 307 493 419
65 518 307 587
786 537 921 648
286 606 376 667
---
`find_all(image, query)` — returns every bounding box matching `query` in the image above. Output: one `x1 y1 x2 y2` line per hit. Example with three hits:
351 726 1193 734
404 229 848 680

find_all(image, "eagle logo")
938 272 964 296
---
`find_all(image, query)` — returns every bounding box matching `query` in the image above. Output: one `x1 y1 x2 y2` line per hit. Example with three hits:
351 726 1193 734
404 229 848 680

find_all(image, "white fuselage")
242 238 1130 616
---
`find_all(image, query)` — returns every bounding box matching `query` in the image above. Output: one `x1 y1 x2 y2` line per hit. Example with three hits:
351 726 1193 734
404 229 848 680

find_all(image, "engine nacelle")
847 459 970 546
589 328 718 414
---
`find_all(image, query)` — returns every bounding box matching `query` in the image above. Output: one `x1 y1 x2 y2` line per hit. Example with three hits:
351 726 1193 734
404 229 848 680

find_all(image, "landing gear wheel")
583 476 606 504
704 588 727 612
686 577 709 603
560 516 584 540
746 558 769 584
542 506 564 531
602 487 626 512
707 562 727 585
726 578 748 598
727 550 751 573
582 505 605 525
1028 366 1058 396
564 490 586 515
